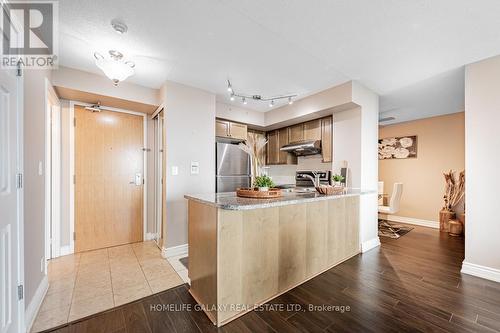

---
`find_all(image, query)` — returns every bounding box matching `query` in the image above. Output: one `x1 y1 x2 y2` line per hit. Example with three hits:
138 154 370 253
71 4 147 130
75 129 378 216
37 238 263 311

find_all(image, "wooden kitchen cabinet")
267 130 279 165
229 122 247 140
278 128 290 164
266 128 296 165
216 119 247 140
289 123 304 143
216 120 230 137
321 116 333 163
304 119 321 141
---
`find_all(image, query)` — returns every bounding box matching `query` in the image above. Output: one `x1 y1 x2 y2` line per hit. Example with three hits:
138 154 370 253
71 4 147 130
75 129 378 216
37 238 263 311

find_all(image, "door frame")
44 79 61 260
68 100 148 254
151 106 165 248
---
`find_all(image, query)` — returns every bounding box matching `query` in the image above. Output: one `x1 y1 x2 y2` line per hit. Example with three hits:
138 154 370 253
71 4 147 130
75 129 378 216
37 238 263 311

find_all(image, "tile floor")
166 254 190 285
31 241 184 332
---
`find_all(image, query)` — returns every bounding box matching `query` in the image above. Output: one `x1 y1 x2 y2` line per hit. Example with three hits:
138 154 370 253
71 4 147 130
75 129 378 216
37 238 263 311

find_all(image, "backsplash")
266 155 332 185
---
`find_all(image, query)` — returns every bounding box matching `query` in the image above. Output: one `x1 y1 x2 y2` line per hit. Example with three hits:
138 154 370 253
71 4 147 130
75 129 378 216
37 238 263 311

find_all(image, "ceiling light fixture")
226 80 296 108
111 19 128 34
94 50 135 86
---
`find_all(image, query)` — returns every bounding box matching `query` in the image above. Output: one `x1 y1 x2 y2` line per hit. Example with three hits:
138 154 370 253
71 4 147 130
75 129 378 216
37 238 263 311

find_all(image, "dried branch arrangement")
238 132 267 183
443 170 465 211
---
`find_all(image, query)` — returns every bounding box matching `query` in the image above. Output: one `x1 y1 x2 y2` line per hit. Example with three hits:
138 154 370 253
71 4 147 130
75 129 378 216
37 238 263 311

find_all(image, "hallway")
31 242 183 332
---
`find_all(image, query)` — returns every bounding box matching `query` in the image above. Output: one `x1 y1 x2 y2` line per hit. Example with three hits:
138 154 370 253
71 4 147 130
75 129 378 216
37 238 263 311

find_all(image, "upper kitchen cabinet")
304 119 321 141
216 119 248 140
321 116 333 163
267 130 280 165
266 128 297 165
216 119 230 137
229 122 247 140
289 123 304 143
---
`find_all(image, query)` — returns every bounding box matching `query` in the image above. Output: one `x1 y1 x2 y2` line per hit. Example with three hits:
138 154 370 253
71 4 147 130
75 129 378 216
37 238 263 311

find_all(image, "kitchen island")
184 189 365 326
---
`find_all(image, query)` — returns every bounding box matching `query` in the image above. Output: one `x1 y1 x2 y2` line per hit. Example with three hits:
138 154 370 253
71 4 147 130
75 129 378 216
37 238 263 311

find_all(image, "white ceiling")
59 0 500 116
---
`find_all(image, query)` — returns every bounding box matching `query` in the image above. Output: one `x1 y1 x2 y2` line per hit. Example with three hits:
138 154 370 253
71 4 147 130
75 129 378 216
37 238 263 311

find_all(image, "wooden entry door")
75 106 144 252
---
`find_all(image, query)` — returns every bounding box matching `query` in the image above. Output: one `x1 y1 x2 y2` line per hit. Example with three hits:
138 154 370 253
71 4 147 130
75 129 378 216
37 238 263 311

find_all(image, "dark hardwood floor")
44 225 500 333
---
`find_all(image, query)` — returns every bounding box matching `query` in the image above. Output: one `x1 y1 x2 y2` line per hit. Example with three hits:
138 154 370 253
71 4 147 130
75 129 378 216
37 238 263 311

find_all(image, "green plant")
332 174 345 182
253 175 275 188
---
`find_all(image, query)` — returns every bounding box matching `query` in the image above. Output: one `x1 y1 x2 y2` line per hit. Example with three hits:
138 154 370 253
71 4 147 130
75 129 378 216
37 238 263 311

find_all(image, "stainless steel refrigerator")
216 142 251 193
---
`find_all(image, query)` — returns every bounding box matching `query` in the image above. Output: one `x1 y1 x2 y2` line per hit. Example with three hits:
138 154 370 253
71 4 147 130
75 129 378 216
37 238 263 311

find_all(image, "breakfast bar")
184 189 366 326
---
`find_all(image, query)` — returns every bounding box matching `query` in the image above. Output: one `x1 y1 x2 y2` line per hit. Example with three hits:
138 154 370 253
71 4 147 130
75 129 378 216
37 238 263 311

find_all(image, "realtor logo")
1 0 58 69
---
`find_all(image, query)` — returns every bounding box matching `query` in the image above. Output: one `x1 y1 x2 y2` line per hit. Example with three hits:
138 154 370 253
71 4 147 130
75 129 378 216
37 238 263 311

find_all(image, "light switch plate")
171 166 178 176
38 161 43 176
190 161 199 175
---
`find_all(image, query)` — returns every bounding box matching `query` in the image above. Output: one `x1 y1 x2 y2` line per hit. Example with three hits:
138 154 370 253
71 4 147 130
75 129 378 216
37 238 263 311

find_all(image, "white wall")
462 55 500 281
161 81 216 248
23 69 51 309
333 108 361 188
52 66 160 106
216 102 265 128
352 81 380 253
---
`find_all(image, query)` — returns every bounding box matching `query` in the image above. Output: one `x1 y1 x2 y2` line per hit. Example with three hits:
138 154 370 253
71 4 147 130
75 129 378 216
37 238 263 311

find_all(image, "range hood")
280 140 322 156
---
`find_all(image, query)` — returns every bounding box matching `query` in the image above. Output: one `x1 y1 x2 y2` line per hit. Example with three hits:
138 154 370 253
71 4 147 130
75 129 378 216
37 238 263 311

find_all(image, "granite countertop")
184 188 375 210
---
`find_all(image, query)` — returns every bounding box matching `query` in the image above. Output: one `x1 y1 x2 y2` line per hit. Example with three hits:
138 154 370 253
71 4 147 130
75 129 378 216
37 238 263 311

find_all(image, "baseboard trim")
461 261 500 283
144 233 156 241
361 237 381 253
60 245 71 256
162 243 188 258
380 214 439 229
25 275 49 332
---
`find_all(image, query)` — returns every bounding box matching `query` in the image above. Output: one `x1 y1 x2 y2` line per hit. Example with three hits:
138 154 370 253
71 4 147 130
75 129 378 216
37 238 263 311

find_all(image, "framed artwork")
378 136 417 159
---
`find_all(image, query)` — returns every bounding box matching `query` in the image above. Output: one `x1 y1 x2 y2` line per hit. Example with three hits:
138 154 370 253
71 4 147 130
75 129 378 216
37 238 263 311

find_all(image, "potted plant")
332 174 345 187
254 175 275 192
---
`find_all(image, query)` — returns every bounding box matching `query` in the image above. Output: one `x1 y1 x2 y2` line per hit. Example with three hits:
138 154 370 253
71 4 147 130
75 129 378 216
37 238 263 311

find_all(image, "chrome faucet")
302 172 321 187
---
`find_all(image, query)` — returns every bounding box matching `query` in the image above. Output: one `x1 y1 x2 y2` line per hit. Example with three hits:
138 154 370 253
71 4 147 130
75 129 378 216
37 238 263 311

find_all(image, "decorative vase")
439 209 455 232
448 220 463 237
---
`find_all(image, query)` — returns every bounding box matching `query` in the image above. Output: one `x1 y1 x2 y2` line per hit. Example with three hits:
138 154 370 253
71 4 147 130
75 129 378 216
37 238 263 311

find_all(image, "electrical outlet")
38 161 43 176
171 166 178 176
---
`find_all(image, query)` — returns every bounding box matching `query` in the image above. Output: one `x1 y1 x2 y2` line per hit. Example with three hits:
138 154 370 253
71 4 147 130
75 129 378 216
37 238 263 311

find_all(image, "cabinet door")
229 122 248 140
267 130 279 165
289 124 304 143
321 116 332 163
216 120 230 138
304 119 321 141
278 128 289 164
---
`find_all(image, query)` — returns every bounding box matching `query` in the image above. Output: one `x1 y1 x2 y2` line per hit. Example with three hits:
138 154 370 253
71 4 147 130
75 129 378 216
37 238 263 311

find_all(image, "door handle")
130 173 142 185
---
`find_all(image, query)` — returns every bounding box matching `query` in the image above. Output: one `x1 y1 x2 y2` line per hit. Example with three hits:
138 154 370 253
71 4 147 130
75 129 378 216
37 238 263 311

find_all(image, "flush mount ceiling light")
227 80 297 107
94 50 135 86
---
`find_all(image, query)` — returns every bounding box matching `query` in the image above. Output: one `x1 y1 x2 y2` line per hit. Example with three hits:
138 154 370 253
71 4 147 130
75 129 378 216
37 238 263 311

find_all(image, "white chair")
378 183 403 215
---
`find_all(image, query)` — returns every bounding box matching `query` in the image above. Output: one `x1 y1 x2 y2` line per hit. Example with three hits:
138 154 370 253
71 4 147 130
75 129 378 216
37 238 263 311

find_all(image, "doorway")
152 108 164 248
73 105 146 252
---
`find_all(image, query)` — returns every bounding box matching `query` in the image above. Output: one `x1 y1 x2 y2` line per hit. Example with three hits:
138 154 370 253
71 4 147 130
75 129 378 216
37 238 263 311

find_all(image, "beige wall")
379 112 465 222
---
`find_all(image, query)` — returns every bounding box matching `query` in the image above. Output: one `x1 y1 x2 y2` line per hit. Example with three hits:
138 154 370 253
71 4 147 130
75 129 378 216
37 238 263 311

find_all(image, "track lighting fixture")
226 80 297 108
